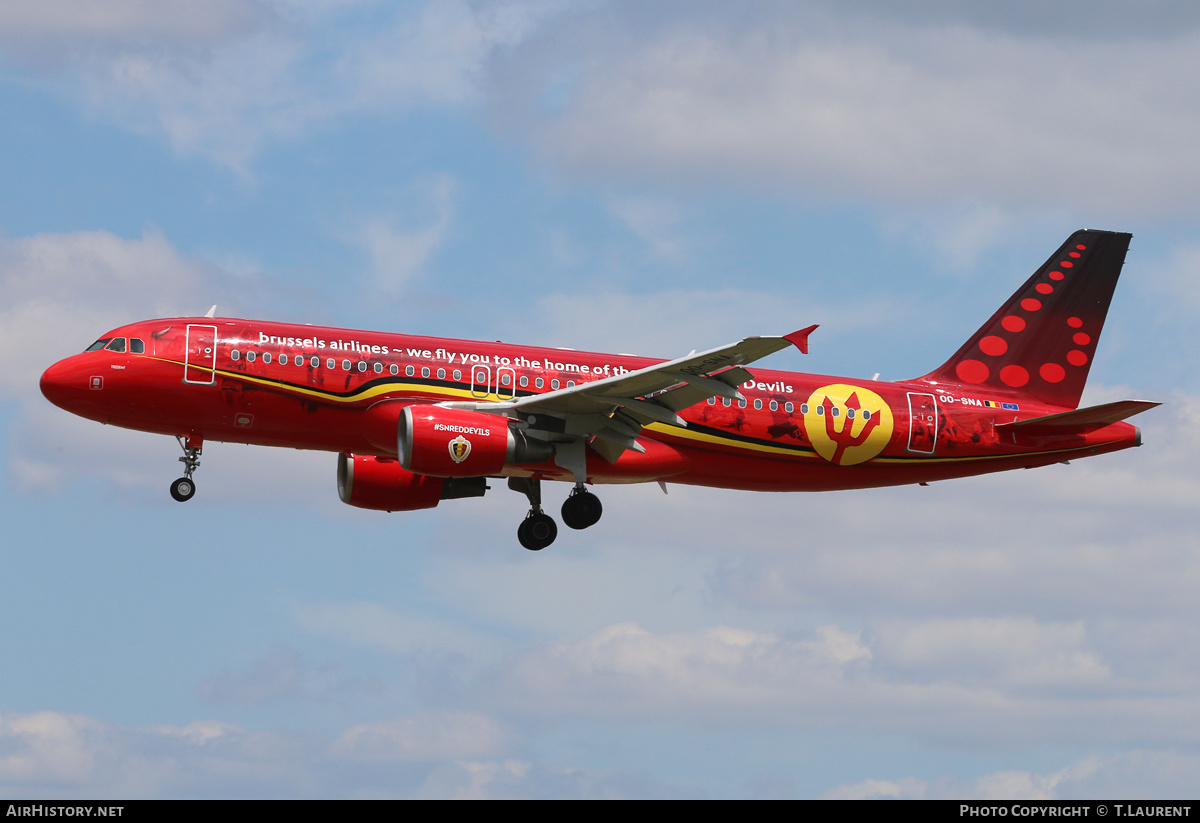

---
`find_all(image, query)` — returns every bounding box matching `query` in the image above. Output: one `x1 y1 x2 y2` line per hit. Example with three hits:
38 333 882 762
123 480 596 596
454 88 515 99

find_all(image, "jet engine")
337 453 486 512
398 406 552 477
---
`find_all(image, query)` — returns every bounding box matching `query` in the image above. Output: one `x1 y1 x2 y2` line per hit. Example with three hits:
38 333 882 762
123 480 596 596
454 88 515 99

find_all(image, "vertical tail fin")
917 229 1132 409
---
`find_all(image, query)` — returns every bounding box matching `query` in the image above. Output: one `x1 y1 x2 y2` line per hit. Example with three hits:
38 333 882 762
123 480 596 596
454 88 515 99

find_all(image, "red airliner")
41 230 1157 550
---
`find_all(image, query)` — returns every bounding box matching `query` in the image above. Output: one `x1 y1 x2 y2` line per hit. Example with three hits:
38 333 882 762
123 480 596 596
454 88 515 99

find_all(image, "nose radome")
40 358 83 410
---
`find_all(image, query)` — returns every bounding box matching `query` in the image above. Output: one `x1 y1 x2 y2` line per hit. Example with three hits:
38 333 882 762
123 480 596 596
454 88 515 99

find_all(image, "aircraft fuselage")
40 317 1140 493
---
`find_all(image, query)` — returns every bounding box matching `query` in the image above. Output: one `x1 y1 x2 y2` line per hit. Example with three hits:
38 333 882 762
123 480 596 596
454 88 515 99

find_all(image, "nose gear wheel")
171 435 203 503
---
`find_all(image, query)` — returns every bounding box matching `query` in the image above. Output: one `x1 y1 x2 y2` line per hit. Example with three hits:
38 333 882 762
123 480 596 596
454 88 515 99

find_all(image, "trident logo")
803 383 895 466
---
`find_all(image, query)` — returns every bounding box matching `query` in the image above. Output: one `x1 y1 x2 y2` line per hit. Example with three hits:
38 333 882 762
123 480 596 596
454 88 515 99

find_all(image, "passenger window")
389 364 398 375
326 358 335 369
536 377 544 389
723 398 731 407
707 397 715 405
551 379 560 390
85 339 112 352
406 365 415 377
279 354 288 365
263 352 272 364
247 351 257 363
754 399 762 410
342 360 351 370
105 338 126 353
785 402 794 413
566 380 575 388
311 356 320 368
519 376 528 387
738 398 747 408
130 338 145 354
801 403 809 414
452 369 462 381
357 361 366 373
374 362 383 374
501 374 511 386
421 367 429 378
769 400 778 411
437 368 445 379
231 349 241 361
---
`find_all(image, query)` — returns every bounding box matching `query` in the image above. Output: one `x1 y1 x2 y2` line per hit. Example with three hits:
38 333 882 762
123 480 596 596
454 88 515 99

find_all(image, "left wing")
441 326 816 478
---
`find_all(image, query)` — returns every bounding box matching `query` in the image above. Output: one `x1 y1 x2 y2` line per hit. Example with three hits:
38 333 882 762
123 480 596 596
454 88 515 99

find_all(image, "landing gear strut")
561 484 602 530
509 477 557 551
171 435 202 502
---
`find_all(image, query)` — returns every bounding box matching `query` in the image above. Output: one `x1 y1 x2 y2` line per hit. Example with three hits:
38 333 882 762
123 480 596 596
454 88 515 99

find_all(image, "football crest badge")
448 434 472 464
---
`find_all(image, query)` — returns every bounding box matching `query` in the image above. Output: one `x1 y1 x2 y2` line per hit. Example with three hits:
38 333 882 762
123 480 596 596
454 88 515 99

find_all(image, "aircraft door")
184 324 217 385
906 392 938 453
496 367 516 400
470 365 492 398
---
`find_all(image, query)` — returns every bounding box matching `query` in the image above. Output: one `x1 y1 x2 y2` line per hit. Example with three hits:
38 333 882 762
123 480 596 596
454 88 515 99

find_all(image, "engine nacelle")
337 453 486 512
399 406 552 478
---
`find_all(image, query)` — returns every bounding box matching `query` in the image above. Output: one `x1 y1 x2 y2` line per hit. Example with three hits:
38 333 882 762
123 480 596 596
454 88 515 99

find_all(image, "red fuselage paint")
39 317 1140 492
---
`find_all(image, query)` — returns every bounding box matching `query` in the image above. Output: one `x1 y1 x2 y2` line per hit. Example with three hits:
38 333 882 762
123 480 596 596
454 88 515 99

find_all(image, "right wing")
439 327 816 474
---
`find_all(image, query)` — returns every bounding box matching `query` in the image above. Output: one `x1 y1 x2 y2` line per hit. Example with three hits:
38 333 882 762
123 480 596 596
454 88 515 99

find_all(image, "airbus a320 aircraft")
41 230 1157 550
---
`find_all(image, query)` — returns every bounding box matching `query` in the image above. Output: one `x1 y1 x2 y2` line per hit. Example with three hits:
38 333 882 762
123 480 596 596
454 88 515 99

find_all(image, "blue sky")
2 0 1200 798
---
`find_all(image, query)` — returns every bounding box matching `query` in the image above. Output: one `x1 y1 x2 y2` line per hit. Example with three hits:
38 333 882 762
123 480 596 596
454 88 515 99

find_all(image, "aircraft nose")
40 357 86 411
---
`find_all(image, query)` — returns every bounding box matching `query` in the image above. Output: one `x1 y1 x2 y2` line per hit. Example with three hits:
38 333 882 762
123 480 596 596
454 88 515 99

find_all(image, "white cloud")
606 196 687 261
824 749 1200 800
331 712 509 761
869 618 1109 687
0 709 658 798
3 1 571 171
0 228 214 400
517 7 1200 216
822 776 928 800
0 228 339 502
0 0 271 51
293 601 506 660
357 176 455 291
516 288 898 357
486 621 875 722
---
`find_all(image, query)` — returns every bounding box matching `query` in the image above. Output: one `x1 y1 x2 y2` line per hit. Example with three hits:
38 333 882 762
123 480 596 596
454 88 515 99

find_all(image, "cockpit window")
105 338 127 353
85 338 112 352
130 338 145 354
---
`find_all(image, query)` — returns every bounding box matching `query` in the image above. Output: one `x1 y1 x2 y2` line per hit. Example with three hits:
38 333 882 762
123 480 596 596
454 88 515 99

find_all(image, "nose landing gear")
171 435 202 502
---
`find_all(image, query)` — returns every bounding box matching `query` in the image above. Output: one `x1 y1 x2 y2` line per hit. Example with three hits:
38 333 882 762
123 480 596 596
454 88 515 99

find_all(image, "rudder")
917 229 1132 409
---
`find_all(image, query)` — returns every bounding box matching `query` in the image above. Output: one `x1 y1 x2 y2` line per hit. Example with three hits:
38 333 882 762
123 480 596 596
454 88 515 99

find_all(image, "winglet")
783 325 819 355
204 305 217 318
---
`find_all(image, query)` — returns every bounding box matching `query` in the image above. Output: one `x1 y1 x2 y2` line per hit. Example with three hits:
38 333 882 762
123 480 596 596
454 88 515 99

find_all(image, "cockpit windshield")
84 337 144 353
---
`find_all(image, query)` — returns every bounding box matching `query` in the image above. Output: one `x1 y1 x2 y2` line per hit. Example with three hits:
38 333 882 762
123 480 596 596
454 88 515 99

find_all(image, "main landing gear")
170 435 202 502
561 485 602 530
509 479 603 551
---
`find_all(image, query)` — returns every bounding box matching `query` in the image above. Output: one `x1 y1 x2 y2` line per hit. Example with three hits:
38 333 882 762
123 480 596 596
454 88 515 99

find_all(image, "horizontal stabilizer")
997 400 1160 436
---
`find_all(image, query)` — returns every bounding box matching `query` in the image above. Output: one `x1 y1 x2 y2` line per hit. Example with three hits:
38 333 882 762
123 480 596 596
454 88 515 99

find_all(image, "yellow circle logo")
803 384 894 465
